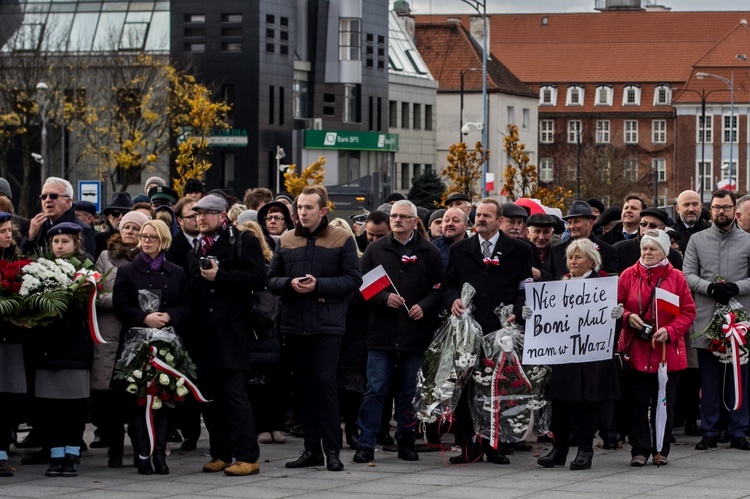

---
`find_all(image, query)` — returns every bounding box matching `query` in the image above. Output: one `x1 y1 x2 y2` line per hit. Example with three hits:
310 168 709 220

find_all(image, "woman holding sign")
617 229 695 466
526 238 622 471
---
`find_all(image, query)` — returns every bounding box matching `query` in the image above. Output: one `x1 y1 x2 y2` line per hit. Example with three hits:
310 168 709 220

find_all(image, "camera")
199 256 218 270
637 322 654 341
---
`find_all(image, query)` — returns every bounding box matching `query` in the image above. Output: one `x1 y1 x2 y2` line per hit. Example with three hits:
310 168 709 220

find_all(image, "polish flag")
655 288 680 317
486 173 495 193
359 265 392 300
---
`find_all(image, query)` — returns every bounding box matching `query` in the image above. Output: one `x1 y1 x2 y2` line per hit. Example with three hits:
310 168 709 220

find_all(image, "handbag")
250 289 279 330
249 327 280 366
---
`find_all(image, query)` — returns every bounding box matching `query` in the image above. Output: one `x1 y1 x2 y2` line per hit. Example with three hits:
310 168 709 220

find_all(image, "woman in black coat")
524 238 621 471
113 219 189 475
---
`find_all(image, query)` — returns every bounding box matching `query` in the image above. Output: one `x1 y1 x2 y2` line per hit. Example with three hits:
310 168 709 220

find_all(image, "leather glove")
521 305 533 320
721 282 740 296
708 283 732 305
611 303 624 320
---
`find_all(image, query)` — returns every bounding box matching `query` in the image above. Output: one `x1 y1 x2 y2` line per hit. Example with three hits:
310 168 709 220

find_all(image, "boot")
397 432 419 461
345 425 359 450
537 446 569 468
61 454 79 477
152 410 170 475
132 413 154 475
569 449 593 470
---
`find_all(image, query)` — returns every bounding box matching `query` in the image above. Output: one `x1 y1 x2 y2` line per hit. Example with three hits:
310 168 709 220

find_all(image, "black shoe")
22 448 51 465
602 439 618 450
538 447 569 468
153 454 170 474
345 428 359 450
45 458 64 477
180 439 197 451
167 430 183 443
89 432 109 449
107 448 123 468
730 437 750 450
685 420 702 436
449 443 483 464
137 458 154 475
285 451 324 468
377 432 395 446
718 430 730 444
569 450 593 470
397 437 419 462
695 436 717 450
353 447 374 463
326 452 344 471
484 449 510 465
61 454 79 477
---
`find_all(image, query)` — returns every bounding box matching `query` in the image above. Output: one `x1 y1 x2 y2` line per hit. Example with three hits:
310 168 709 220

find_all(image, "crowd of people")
1 173 749 479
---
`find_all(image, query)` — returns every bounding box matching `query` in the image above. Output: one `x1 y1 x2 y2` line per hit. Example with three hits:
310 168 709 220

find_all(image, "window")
339 18 361 60
567 162 578 181
401 102 409 129
654 85 671 105
540 120 554 143
413 103 421 130
723 115 737 143
539 159 554 182
269 86 275 124
222 85 235 122
185 14 205 23
697 114 713 143
698 161 712 192
598 160 611 182
279 17 289 55
507 106 514 124
596 85 612 106
721 161 737 180
522 108 530 130
624 120 638 143
323 93 335 116
344 84 360 123
566 85 584 106
184 43 205 53
567 120 581 143
400 163 410 190
64 88 86 120
116 88 141 119
624 159 638 181
293 80 308 119
652 158 666 182
413 164 421 179
279 87 285 126
623 85 641 106
221 13 242 23
596 120 610 143
425 105 433 131
652 120 666 143
389 100 398 128
221 42 242 52
222 151 235 189
539 85 557 106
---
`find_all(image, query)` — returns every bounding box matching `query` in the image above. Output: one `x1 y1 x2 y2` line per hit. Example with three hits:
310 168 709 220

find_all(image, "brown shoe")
224 461 260 476
202 459 228 473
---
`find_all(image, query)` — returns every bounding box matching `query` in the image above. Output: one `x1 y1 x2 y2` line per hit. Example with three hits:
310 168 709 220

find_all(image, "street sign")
304 130 399 152
78 180 102 213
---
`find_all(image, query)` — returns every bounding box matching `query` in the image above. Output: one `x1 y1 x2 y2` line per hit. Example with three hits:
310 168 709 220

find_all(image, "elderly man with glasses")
21 177 95 256
613 208 683 273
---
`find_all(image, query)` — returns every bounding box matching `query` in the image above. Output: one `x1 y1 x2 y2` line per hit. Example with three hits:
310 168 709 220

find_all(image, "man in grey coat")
684 189 750 451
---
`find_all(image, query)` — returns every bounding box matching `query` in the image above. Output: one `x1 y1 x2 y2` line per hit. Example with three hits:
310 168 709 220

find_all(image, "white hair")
43 177 73 198
391 199 417 217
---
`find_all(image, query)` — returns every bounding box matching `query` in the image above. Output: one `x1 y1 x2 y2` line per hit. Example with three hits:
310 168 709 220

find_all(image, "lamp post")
36 81 49 186
576 127 581 200
696 72 735 189
459 67 482 143
275 145 286 194
460 0 488 197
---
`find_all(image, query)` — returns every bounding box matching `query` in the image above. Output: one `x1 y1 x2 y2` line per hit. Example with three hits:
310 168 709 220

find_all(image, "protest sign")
523 276 618 365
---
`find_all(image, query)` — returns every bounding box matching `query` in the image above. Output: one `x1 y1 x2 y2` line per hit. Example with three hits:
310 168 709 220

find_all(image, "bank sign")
178 128 248 147
304 130 398 152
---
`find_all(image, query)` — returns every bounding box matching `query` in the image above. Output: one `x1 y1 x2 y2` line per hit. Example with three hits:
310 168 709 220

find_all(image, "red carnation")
510 380 526 388
718 346 727 354
173 395 186 403
136 397 147 406
159 392 171 401
146 385 159 395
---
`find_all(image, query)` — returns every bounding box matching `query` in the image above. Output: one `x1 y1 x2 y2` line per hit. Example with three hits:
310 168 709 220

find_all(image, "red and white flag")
655 288 680 316
359 265 392 300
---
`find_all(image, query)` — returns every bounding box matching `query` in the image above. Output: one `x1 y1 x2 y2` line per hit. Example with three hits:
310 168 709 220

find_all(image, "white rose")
151 397 163 410
126 377 136 383
175 377 185 387
158 373 170 386
126 384 138 394
176 385 189 397
132 369 143 379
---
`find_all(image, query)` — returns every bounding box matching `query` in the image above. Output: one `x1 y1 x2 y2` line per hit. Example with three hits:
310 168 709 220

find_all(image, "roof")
413 20 537 98
389 12 434 80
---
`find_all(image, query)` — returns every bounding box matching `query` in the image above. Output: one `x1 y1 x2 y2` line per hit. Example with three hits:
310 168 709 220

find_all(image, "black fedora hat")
103 192 133 215
562 200 597 220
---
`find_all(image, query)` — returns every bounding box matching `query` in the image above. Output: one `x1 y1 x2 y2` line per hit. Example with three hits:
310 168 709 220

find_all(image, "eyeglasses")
39 193 68 201
639 221 663 229
109 210 126 218
389 214 415 220
265 215 285 222
139 234 159 242
195 210 221 217
180 214 197 221
711 205 734 212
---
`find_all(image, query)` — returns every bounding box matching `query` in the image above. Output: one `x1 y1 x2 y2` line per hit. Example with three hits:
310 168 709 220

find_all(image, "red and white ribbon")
722 312 748 410
74 270 106 344
487 336 532 449
401 255 417 264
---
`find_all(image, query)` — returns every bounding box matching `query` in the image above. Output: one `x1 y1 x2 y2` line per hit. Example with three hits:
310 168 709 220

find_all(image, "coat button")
210 289 215 293
209 308 214 312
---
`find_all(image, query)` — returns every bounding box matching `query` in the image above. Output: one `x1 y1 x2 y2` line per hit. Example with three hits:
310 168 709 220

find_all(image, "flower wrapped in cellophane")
693 298 750 365
470 304 550 447
413 283 483 425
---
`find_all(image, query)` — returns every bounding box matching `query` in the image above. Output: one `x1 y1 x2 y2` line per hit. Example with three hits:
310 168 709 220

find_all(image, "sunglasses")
639 221 662 229
39 193 68 201
109 210 126 217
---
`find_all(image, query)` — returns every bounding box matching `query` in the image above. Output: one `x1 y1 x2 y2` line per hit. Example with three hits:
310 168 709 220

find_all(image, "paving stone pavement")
2 425 750 498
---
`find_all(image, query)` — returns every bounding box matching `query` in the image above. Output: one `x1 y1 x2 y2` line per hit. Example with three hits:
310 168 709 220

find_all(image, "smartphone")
299 276 311 283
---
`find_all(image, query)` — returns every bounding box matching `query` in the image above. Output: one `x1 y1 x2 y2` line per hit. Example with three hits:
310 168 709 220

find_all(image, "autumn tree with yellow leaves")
283 156 335 211
441 141 487 206
503 124 571 210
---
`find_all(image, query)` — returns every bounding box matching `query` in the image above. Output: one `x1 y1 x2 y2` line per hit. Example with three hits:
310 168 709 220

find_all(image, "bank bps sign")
304 130 398 152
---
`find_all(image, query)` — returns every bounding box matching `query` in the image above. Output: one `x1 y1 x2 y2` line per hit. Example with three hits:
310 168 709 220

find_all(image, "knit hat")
144 176 167 191
237 210 258 225
0 177 11 200
428 209 446 227
120 210 150 230
641 229 670 256
184 178 205 195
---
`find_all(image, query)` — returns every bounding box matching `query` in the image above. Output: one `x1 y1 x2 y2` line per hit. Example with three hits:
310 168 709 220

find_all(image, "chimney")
469 15 490 52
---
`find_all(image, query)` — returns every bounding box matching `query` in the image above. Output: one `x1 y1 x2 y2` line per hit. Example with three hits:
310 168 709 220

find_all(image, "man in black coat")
21 177 95 256
432 207 469 267
614 208 683 272
185 194 268 477
353 200 444 464
600 193 646 245
168 197 199 271
672 189 711 254
441 198 534 465
551 201 619 279
95 192 133 260
527 213 557 282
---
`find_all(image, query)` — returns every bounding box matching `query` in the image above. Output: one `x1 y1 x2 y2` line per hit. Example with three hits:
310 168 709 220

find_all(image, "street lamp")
275 146 286 194
36 81 48 186
460 0 488 197
696 71 735 189
459 67 482 142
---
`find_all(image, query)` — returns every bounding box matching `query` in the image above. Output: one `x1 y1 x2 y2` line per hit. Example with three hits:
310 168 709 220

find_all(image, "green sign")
304 130 398 152
178 128 248 147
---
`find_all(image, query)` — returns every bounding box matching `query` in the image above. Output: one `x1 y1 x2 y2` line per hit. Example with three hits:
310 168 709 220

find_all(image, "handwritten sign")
523 276 618 365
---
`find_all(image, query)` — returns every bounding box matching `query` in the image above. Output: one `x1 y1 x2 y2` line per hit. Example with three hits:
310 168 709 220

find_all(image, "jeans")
697 348 749 438
357 350 424 449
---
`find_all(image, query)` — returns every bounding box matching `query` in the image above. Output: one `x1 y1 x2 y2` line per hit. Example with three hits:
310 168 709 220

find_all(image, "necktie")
482 240 492 258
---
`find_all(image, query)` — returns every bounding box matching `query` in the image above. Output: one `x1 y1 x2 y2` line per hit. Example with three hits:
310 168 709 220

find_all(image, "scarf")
201 218 230 255
139 250 166 271
638 257 669 270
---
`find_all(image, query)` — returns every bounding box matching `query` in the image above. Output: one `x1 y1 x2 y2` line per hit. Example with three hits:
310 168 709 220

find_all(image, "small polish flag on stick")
359 265 409 312
655 288 680 317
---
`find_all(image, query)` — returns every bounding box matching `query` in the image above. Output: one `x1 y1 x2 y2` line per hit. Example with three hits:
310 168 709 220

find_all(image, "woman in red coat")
618 229 696 467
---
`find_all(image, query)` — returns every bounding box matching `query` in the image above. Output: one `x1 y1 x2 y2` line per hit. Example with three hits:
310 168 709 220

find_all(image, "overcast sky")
406 0 745 14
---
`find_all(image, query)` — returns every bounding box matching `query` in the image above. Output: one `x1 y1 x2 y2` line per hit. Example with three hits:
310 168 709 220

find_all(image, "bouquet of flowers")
0 256 100 328
469 304 550 447
693 297 750 365
413 283 483 424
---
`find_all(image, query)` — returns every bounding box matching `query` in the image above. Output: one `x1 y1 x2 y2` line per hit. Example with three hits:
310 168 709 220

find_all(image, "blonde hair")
228 203 247 223
237 220 273 263
139 219 172 252
565 238 601 272
329 217 362 257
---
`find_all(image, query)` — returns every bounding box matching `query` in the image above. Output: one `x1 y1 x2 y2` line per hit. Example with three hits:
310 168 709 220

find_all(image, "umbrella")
654 342 668 467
